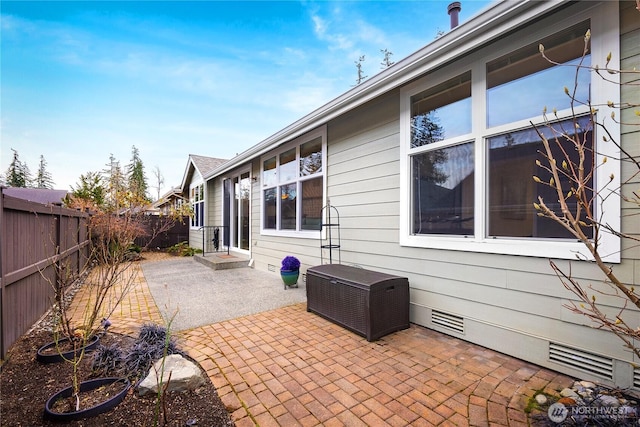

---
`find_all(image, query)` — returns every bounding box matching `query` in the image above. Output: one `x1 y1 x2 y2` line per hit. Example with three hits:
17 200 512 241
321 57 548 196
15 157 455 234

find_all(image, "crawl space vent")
634 367 640 389
549 342 613 379
431 310 464 334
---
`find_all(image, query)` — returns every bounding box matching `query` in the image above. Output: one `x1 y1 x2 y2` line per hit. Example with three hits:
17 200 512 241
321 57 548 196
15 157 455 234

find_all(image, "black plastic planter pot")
44 377 130 422
36 335 100 364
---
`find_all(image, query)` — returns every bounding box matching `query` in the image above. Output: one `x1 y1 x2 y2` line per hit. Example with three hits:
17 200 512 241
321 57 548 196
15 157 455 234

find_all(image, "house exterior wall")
621 0 640 264
321 1 637 390
202 0 638 390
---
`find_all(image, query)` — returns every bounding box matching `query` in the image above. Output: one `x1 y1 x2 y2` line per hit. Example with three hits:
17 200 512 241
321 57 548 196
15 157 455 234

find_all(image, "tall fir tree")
5 149 32 187
103 153 126 211
35 155 55 189
127 145 149 203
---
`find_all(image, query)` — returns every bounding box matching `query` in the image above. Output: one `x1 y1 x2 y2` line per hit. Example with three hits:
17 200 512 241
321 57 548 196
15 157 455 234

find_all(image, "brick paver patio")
68 257 573 426
182 304 572 426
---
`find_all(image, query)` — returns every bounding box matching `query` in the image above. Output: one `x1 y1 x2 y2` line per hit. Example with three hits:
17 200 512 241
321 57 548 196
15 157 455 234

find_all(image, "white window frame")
260 125 327 238
399 1 620 262
190 181 205 229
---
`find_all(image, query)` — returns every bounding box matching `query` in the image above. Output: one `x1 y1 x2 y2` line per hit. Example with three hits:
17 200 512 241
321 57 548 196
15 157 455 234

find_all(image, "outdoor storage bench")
306 264 409 341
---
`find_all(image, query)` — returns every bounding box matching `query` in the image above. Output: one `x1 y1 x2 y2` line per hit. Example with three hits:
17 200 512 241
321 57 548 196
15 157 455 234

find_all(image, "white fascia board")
179 156 199 191
203 0 570 182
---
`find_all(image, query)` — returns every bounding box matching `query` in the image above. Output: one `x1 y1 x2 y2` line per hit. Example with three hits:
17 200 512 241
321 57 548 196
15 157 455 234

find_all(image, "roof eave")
204 0 569 181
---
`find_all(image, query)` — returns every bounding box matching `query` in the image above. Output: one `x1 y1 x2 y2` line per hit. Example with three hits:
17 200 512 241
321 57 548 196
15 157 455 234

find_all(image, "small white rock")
578 389 593 398
579 380 596 389
597 395 620 406
560 388 579 398
535 394 548 405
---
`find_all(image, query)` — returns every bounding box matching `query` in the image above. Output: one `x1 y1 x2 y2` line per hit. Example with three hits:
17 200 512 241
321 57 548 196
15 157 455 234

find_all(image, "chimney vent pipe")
448 2 461 29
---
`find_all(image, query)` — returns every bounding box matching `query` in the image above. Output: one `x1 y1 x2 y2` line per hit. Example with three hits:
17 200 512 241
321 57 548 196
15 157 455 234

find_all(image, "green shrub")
167 242 202 256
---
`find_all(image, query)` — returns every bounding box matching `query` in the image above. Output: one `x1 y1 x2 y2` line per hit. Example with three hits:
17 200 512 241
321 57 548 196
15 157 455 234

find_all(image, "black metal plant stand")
320 202 341 265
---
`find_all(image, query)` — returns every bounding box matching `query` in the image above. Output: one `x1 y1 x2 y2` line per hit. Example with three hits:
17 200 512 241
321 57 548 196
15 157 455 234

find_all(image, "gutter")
204 0 570 181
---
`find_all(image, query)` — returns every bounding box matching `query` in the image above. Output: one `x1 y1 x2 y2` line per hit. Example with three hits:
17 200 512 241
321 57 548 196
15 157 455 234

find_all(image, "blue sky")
1 0 492 197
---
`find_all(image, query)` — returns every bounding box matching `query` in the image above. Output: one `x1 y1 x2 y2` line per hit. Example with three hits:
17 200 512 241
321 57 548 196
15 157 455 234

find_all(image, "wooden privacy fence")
0 189 89 359
133 215 189 249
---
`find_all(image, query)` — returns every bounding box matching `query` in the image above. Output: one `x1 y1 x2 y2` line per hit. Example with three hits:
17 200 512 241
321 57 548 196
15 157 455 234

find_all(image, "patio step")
194 253 250 270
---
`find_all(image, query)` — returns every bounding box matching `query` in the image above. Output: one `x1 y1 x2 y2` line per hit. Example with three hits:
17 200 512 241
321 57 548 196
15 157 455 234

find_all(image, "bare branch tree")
533 26 640 359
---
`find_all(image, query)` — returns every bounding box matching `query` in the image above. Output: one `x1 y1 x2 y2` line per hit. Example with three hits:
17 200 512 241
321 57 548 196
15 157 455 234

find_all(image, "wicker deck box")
306 264 410 341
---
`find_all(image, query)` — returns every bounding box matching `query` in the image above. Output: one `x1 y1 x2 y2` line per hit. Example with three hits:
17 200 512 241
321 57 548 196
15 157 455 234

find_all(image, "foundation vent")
634 367 640 389
431 310 464 334
549 343 614 379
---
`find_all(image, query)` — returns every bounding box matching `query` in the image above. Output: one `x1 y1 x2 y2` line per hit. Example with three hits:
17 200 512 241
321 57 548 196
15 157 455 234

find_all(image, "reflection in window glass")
263 188 276 229
412 142 474 235
487 116 593 238
300 137 322 176
263 157 276 187
280 183 297 230
280 148 297 182
301 178 322 230
411 72 471 148
487 21 591 127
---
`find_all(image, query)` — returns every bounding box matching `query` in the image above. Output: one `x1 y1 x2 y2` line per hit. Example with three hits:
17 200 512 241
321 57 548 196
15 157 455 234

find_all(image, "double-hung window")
190 183 204 228
400 2 620 261
261 126 326 236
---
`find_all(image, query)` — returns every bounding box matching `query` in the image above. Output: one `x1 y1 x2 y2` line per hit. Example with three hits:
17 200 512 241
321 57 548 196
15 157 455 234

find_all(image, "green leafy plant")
167 242 202 257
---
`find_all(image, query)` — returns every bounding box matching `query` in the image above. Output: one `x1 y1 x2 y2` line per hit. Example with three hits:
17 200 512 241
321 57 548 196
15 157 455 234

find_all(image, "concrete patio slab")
140 257 306 331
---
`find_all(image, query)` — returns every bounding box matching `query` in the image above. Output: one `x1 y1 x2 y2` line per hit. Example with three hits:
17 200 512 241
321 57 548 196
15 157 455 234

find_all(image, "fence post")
0 187 5 358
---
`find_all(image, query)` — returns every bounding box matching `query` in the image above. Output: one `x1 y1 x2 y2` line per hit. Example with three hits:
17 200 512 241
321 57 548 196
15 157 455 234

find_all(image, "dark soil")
0 330 234 427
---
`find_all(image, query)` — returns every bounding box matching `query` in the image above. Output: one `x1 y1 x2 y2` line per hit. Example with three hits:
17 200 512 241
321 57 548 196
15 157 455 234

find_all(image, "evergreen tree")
127 145 149 203
354 55 367 85
35 155 55 189
411 111 448 185
103 153 126 211
5 149 32 187
380 49 394 69
69 171 106 207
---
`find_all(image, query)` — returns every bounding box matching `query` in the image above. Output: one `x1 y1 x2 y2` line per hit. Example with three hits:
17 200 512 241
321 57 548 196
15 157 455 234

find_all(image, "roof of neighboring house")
180 154 227 190
2 187 68 206
201 0 569 181
152 186 186 209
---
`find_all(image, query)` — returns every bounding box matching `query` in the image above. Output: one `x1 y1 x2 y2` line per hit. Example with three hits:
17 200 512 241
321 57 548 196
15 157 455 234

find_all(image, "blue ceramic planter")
281 270 299 289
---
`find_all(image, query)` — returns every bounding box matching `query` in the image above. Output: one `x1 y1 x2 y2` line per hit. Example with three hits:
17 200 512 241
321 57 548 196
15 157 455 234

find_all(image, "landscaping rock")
535 394 548 405
597 394 621 407
137 354 206 396
560 388 579 398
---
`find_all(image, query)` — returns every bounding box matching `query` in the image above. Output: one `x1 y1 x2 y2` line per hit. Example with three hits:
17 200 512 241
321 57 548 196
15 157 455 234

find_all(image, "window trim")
399 1 620 262
189 181 205 230
260 125 327 239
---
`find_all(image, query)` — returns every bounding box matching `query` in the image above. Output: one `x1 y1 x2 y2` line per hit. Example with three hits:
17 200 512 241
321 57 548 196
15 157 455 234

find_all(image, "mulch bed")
0 330 234 426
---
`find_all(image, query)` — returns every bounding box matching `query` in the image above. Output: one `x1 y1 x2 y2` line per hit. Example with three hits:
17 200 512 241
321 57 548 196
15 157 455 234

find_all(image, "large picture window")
261 128 325 235
400 5 620 261
487 116 593 239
